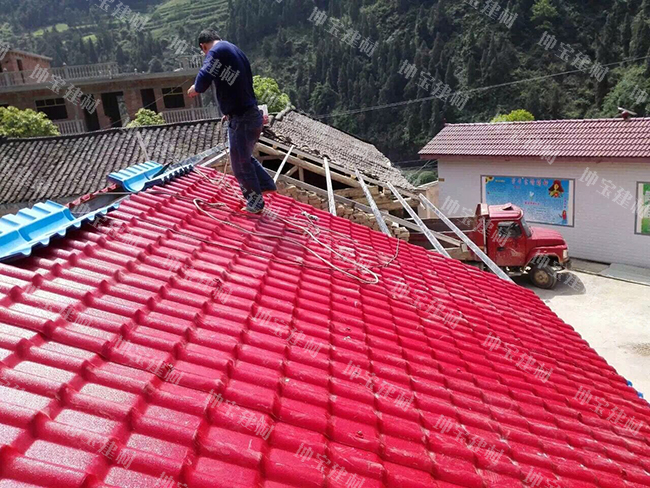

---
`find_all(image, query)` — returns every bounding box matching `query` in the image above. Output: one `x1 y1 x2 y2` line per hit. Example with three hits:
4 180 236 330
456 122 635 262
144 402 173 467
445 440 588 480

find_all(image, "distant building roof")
0 167 648 487
419 117 650 162
0 113 411 211
6 49 53 61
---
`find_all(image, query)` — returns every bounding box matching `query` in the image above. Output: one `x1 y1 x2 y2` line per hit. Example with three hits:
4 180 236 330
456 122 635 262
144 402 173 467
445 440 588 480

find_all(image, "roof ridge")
8 48 53 60
4 118 223 143
443 116 650 127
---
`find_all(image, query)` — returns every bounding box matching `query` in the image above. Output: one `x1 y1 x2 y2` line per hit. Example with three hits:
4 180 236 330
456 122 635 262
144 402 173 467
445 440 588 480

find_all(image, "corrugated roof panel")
0 170 648 487
0 200 120 262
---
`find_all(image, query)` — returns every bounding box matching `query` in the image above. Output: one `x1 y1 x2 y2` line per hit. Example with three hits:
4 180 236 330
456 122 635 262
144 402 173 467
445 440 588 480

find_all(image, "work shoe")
241 205 264 214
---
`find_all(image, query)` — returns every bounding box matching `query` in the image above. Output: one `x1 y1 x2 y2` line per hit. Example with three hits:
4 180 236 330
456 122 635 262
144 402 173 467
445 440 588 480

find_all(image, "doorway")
140 88 158 112
101 91 124 128
16 59 25 83
83 95 101 131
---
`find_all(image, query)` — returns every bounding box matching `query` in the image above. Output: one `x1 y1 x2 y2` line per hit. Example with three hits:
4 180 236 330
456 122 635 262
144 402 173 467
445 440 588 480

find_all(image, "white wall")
438 159 650 268
417 181 439 218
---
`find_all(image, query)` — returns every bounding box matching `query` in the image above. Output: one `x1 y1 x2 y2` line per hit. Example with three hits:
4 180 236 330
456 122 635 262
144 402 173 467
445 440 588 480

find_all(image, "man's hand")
187 85 198 98
221 115 229 123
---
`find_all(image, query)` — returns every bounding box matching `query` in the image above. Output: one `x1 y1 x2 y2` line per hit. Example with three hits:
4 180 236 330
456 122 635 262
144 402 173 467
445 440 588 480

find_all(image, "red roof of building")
419 117 650 162
0 169 649 488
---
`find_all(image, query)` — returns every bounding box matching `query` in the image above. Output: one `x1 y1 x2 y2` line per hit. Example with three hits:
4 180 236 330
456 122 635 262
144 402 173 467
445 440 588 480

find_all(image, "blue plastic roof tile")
143 163 194 190
0 200 120 262
107 161 164 193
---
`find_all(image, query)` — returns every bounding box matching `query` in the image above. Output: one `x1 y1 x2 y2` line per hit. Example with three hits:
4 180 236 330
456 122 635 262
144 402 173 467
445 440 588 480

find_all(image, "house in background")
0 110 415 226
419 117 650 269
0 48 218 134
0 48 50 74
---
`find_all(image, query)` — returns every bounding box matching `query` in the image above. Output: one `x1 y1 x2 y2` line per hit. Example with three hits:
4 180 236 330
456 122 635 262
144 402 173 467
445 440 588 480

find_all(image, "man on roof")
188 29 276 214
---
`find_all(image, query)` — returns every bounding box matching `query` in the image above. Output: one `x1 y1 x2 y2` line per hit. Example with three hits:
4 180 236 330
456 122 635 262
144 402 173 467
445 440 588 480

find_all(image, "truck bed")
408 217 477 261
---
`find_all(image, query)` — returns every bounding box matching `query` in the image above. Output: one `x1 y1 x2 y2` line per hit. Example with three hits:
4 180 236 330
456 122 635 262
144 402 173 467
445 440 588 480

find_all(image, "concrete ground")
572 258 650 287
516 271 650 400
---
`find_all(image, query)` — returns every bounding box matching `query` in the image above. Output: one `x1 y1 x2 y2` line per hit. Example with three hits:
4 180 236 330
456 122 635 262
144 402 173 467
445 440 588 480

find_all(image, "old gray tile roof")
0 111 411 207
268 110 413 190
0 120 228 208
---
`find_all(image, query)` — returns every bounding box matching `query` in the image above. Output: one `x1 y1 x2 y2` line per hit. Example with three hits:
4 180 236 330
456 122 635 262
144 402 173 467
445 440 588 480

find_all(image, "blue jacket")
194 41 258 116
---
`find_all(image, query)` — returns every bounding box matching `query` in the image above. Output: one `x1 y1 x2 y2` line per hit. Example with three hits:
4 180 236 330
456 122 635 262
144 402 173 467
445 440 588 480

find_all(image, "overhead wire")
93 31 650 285
311 54 650 119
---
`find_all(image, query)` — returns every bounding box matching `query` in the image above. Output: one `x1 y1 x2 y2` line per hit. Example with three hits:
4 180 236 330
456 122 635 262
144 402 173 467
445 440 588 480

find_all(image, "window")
162 87 185 109
497 221 522 239
636 182 650 236
35 98 68 120
519 216 533 237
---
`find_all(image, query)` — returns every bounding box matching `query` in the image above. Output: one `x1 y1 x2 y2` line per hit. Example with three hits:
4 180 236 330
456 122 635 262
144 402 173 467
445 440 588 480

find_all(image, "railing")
161 106 218 124
53 119 86 135
0 62 119 88
52 63 119 81
178 55 203 70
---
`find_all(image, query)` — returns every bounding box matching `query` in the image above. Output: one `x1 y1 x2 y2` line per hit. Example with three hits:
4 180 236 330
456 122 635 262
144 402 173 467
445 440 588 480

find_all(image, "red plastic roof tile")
419 117 650 161
0 169 649 487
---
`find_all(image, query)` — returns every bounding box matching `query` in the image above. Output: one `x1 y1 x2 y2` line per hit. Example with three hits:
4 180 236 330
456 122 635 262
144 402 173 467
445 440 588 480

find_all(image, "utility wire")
312 54 650 119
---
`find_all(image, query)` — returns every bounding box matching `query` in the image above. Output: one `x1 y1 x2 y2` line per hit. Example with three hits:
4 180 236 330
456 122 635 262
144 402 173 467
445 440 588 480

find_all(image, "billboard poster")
636 182 650 235
482 175 574 226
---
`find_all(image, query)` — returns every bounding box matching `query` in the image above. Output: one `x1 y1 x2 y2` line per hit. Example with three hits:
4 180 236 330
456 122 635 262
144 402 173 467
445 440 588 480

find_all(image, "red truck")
411 203 571 289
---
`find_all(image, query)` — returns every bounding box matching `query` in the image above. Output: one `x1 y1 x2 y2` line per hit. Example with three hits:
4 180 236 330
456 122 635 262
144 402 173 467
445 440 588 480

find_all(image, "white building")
419 117 650 268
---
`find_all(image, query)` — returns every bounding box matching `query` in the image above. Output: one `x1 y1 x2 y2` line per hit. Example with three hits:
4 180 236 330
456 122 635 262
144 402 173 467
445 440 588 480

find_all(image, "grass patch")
33 23 69 36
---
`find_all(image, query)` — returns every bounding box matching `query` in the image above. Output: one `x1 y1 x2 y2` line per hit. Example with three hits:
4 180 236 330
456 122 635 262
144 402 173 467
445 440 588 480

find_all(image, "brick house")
0 48 50 74
419 117 650 268
0 48 218 133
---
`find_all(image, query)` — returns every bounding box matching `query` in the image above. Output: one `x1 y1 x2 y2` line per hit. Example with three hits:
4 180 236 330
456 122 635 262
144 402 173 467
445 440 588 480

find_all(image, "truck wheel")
530 265 557 289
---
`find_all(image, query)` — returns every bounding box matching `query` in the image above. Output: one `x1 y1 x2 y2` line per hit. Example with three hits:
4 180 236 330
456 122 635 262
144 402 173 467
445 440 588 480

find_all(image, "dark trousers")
228 107 276 210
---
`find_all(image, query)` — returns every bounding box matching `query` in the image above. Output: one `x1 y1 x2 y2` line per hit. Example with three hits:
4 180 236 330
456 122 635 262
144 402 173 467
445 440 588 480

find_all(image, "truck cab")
470 203 570 288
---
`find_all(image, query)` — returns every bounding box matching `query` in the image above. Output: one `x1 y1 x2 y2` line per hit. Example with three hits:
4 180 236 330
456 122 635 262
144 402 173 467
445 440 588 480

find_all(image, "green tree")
309 83 337 115
601 65 649 116
0 106 59 138
87 38 98 63
116 44 127 66
253 75 291 112
466 56 478 87
531 0 559 30
630 14 650 58
126 109 165 128
148 57 163 73
622 13 632 58
490 109 535 123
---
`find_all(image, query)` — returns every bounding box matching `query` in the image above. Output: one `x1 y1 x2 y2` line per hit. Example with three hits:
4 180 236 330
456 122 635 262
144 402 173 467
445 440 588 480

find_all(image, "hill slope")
226 0 650 158
2 0 650 159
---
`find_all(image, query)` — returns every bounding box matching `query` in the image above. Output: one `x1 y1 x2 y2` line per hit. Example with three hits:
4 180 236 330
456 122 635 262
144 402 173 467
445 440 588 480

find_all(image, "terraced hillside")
146 0 230 37
2 0 229 51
